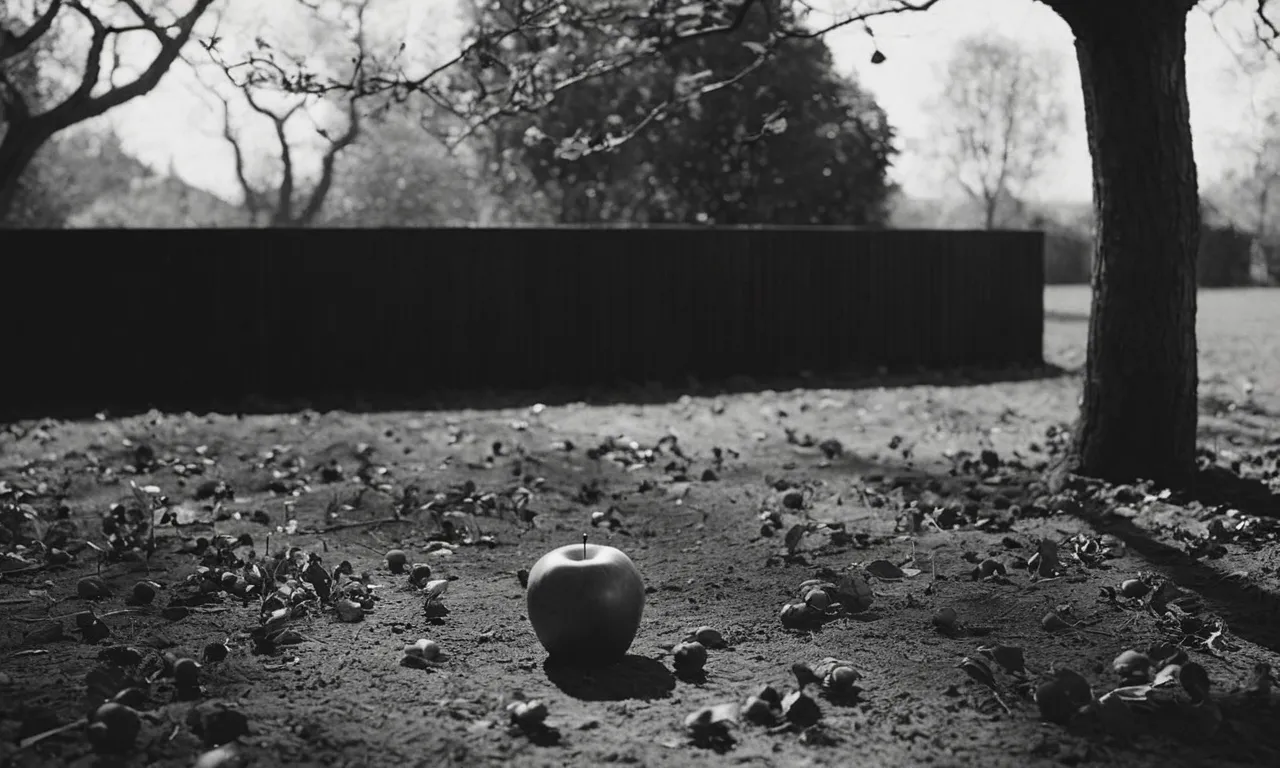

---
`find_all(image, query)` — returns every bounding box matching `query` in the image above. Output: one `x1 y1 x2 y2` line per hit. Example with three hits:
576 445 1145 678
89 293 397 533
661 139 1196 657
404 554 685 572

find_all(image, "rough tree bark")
1050 1 1201 485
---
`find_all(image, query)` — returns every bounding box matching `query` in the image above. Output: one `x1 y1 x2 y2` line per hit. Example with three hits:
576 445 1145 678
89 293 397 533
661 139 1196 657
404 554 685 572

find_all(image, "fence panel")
0 227 1044 418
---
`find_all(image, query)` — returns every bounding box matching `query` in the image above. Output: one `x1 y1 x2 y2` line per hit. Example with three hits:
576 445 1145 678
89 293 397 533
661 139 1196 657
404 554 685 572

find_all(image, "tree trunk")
0 131 45 224
1066 5 1200 485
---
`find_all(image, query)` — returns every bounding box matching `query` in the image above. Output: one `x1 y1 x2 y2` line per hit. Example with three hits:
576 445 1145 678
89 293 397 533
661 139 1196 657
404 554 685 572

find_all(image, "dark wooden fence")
2 227 1044 418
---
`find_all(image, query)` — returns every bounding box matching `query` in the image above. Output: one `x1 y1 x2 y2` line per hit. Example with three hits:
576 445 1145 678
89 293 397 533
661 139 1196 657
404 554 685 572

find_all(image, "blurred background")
2 0 1277 285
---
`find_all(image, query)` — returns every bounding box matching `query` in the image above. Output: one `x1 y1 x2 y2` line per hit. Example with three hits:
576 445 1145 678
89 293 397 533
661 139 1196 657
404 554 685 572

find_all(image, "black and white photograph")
2 1 1279 766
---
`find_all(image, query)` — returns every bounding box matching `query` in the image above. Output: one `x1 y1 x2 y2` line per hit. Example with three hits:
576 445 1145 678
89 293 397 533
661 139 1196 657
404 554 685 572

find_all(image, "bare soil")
2 286 1278 768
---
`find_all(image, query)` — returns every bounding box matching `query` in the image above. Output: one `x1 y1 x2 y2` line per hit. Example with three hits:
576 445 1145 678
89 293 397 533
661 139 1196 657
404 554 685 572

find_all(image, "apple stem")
582 532 588 558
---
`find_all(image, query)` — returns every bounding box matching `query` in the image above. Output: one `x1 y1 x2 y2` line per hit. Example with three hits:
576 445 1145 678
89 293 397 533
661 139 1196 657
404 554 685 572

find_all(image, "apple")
526 535 645 663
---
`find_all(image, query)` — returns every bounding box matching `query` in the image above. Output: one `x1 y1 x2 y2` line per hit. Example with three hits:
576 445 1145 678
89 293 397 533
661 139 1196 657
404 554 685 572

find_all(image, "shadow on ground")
890 456 1280 655
543 655 677 702
1 363 1072 424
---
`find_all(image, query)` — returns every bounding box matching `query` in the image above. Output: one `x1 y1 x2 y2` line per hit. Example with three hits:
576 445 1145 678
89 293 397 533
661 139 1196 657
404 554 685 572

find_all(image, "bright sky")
97 0 1276 207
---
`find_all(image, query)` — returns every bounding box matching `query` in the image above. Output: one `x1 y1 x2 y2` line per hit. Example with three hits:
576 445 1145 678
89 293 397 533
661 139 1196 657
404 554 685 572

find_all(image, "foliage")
467 0 897 225
66 171 247 228
317 106 497 227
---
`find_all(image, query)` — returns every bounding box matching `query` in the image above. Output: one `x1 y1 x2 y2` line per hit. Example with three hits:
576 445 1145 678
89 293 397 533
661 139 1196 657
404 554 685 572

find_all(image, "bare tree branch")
194 0 372 227
30 0 218 138
0 0 63 64
210 0 943 163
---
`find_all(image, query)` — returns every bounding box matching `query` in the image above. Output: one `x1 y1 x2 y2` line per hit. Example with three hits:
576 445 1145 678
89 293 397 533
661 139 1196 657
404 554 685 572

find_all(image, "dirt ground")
2 286 1278 768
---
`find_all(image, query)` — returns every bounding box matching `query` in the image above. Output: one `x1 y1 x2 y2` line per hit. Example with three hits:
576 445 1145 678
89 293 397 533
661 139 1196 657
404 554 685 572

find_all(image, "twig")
301 518 414 534
18 718 87 750
13 608 143 623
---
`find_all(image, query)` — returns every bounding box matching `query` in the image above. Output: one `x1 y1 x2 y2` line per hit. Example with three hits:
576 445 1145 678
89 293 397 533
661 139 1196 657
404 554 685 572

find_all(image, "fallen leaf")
865 560 905 579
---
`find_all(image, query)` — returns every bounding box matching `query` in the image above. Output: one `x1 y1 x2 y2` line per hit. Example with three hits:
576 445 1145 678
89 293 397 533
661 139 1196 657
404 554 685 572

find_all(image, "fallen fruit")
804 588 832 611
409 563 433 586
780 602 817 628
1119 579 1149 598
88 702 140 753
1112 650 1151 683
335 599 364 622
386 550 408 574
825 665 861 694
202 642 229 664
1036 668 1093 724
173 658 201 688
689 626 726 649
672 641 708 672
77 577 112 599
526 538 645 662
978 559 1007 578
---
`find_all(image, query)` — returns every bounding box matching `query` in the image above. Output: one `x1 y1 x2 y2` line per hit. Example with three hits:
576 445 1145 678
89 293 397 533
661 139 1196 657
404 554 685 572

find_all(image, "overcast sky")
98 0 1277 207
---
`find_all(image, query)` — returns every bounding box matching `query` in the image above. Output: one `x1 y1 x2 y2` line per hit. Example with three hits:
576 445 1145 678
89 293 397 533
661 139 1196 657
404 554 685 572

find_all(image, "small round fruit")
978 559 1006 578
128 580 157 605
173 658 201 687
827 665 861 692
780 602 814 628
1113 650 1151 681
932 607 958 630
202 642 229 664
673 641 708 672
90 702 141 751
1119 579 1149 598
77 577 110 599
409 563 433 586
692 626 725 649
335 599 364 622
804 588 831 611
386 550 408 574
525 541 645 662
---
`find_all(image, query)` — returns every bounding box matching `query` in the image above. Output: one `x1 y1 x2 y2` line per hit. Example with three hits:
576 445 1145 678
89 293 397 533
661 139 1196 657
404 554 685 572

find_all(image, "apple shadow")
543 654 676 702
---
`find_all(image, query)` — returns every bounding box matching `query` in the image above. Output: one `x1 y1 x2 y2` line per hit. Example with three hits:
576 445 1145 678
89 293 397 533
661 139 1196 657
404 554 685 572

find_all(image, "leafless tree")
0 0 218 221
926 32 1067 230
186 1 373 227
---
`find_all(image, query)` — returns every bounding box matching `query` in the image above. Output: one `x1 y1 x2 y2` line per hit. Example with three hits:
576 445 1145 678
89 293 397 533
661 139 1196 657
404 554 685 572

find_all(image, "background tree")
227 0 1280 485
926 31 1067 230
1213 92 1280 243
465 0 896 226
0 0 219 221
191 1 373 227
318 102 498 227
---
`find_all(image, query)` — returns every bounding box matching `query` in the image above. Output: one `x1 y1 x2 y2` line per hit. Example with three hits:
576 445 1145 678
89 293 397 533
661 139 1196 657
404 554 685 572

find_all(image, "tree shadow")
1174 466 1280 519
1079 509 1280 655
542 654 676 702
1 363 1072 424
882 456 1280 656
